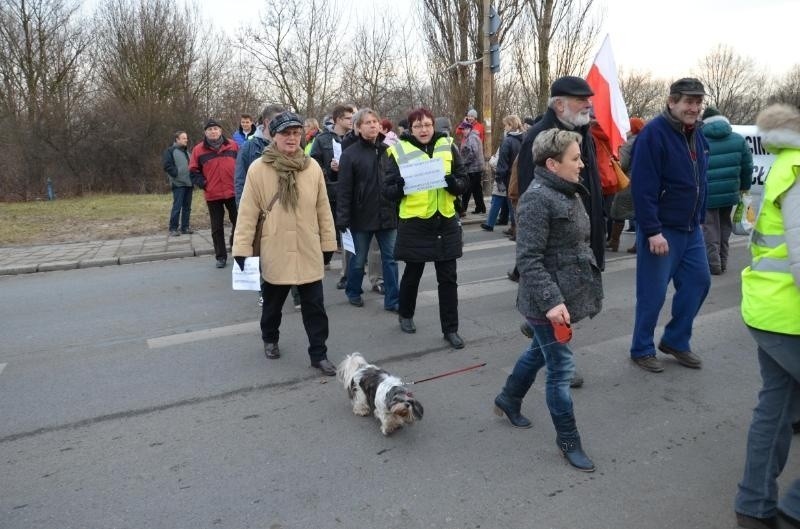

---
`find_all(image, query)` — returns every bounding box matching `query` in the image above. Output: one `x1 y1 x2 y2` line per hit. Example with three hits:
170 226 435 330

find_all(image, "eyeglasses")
412 122 434 130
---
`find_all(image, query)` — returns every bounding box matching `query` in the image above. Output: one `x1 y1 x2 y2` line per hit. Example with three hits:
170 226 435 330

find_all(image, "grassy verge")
0 193 211 246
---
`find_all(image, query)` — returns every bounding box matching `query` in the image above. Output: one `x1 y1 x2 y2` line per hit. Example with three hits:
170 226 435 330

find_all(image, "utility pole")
482 0 493 162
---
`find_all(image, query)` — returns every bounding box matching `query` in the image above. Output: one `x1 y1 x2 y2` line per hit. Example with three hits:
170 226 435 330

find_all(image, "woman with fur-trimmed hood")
734 103 800 528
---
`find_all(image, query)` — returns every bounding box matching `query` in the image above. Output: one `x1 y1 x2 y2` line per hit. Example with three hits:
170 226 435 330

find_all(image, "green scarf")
261 143 310 211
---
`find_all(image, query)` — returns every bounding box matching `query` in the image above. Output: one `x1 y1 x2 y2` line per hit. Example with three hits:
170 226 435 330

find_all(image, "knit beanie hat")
629 117 645 135
204 118 222 130
702 107 721 120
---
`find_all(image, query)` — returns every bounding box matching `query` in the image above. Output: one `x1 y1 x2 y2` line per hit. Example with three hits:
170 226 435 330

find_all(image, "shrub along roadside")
0 193 212 246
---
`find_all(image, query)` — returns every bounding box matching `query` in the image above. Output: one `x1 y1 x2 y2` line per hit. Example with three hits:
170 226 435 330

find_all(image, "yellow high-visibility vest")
741 149 800 335
387 137 456 219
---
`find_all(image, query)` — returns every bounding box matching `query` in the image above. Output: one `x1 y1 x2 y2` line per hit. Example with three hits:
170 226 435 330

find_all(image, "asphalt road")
1 227 796 529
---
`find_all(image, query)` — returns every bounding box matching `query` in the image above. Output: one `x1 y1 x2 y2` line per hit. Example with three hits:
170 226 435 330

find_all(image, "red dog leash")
406 362 487 385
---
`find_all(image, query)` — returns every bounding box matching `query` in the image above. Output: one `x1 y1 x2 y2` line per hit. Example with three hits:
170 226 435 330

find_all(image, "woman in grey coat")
493 129 603 472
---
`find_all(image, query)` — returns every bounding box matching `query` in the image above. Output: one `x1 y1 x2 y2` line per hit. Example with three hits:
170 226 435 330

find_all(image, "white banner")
399 158 446 194
731 125 775 205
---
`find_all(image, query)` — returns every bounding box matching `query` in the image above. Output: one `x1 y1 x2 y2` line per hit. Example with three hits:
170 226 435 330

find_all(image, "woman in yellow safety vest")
734 103 800 528
382 107 469 349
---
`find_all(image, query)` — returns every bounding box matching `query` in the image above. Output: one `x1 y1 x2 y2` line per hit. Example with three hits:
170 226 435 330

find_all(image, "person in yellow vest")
734 103 800 529
382 107 469 348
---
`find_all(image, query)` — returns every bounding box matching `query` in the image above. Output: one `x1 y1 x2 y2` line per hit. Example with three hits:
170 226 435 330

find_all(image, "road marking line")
147 321 259 349
0 363 6 376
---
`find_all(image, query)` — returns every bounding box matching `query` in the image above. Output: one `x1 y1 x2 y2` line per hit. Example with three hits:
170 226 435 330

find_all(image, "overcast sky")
199 0 795 80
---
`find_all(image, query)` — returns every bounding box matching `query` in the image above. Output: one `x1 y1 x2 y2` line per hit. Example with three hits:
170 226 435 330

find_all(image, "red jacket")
590 125 618 196
189 138 238 201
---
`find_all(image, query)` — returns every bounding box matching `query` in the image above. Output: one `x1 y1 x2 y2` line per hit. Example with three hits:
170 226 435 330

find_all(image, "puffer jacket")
232 148 337 285
336 133 398 232
516 166 603 323
460 129 485 173
702 116 753 209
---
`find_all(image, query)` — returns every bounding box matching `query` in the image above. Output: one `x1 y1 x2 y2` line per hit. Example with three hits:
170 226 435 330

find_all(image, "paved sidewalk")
0 216 491 276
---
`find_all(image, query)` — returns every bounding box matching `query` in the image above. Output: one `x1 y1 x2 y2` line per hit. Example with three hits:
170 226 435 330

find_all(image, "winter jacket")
162 143 192 187
631 109 709 237
309 128 344 204
336 133 398 232
495 131 523 190
591 125 619 196
232 152 337 285
516 166 603 323
188 137 238 201
702 115 753 209
234 125 269 205
232 126 256 147
383 131 469 262
517 107 606 270
460 129 485 173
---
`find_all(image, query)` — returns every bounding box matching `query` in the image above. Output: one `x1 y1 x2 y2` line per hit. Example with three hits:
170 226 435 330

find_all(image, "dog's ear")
411 400 423 419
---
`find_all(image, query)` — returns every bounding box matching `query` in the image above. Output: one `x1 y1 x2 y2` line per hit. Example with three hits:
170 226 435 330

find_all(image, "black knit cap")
550 76 594 97
204 118 222 130
670 78 706 96
269 111 304 136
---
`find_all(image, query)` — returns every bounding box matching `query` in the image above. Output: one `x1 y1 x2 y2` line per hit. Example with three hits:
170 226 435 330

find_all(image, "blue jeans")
485 194 514 228
502 320 577 437
346 229 399 309
169 186 193 231
630 226 711 358
736 328 800 520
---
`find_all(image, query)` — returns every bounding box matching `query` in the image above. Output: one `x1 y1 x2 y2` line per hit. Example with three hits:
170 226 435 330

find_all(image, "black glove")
233 256 246 271
323 251 333 265
336 225 349 234
444 175 459 193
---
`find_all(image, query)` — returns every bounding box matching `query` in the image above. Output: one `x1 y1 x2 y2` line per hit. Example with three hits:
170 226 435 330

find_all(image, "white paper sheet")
332 141 342 162
399 157 447 194
232 257 262 291
341 228 356 255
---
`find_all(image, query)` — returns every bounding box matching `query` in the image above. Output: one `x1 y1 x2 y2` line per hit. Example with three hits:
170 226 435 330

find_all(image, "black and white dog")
336 353 423 435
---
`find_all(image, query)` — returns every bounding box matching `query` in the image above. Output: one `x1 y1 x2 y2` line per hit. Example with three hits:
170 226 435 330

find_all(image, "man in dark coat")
514 76 606 273
336 109 400 311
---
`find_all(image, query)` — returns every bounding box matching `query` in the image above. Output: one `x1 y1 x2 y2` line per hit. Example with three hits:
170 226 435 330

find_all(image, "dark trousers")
462 171 485 213
399 259 458 334
207 197 237 259
169 185 193 231
261 280 328 362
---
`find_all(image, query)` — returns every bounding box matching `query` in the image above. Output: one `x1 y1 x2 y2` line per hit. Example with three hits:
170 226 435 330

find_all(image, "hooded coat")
701 115 753 209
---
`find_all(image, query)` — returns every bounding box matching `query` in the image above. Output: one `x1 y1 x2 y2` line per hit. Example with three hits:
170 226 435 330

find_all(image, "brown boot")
627 245 637 254
606 221 624 252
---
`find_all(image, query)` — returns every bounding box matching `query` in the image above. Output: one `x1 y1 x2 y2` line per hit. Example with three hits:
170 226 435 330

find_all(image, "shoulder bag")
253 192 280 257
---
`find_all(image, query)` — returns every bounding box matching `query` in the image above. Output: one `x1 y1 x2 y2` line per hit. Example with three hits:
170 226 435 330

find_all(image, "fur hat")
756 104 800 151
204 118 222 130
629 117 645 135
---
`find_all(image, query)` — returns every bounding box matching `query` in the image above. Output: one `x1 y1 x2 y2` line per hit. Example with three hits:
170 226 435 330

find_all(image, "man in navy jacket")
629 78 711 373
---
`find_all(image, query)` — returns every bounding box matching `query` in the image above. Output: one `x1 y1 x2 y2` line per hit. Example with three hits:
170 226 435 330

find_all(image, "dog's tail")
336 352 368 389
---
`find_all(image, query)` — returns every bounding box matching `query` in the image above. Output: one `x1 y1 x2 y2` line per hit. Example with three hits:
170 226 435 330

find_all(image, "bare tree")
618 68 667 119
694 44 766 124
91 0 209 192
339 15 400 112
526 0 601 113
0 0 91 199
767 64 800 108
240 0 342 119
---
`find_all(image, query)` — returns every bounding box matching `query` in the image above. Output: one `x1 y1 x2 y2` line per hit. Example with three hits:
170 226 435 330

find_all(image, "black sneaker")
216 258 226 268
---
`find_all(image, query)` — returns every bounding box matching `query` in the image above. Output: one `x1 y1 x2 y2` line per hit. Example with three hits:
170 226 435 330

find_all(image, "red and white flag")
586 35 630 156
